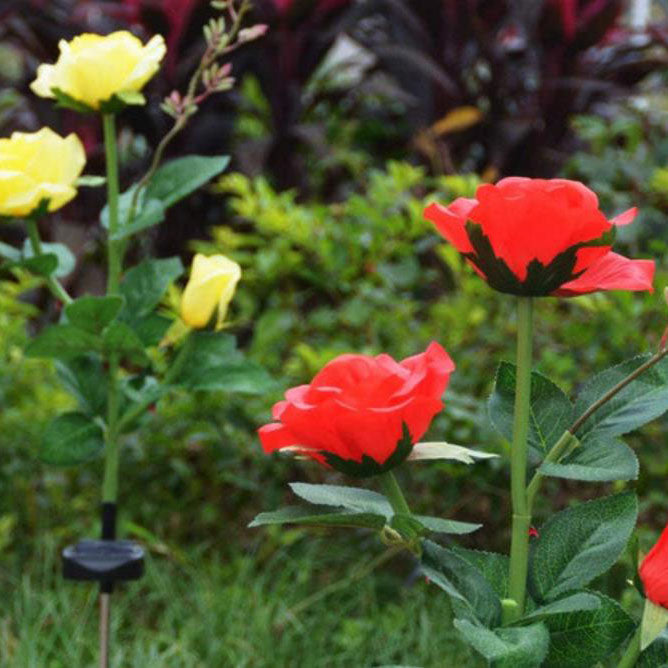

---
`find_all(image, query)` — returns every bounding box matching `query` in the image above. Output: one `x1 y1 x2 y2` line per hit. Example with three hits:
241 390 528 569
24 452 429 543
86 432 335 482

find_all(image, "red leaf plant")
424 177 655 297
259 342 455 477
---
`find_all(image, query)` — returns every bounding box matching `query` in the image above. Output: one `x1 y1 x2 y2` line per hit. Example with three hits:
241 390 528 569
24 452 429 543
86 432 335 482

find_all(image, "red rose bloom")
258 342 454 477
424 177 654 297
640 522 668 608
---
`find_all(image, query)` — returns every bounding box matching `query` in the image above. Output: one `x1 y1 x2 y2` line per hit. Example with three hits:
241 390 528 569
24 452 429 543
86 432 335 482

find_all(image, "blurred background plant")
1 0 668 663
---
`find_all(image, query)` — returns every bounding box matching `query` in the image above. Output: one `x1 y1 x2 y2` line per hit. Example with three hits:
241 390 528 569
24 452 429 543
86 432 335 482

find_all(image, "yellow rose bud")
0 127 86 218
31 31 166 110
181 254 242 329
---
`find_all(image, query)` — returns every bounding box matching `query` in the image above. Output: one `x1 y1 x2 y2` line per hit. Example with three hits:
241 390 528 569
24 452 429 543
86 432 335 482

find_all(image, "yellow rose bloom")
31 31 166 110
181 254 242 329
0 127 86 218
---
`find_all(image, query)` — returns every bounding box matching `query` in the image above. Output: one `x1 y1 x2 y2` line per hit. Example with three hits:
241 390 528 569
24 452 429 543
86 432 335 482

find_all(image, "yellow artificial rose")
181 254 242 329
31 31 166 110
0 127 86 217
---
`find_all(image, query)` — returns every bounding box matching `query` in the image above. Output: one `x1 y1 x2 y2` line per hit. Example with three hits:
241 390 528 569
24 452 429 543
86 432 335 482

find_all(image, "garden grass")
0 535 479 667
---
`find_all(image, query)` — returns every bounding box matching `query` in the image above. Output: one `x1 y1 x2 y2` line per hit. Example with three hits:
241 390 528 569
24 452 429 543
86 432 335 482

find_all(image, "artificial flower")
259 342 454 476
0 127 85 217
180 253 241 329
424 177 654 296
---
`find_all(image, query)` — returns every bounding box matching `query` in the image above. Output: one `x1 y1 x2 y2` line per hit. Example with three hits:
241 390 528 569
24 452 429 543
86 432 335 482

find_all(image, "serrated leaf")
539 436 638 482
40 412 104 466
542 592 635 667
408 441 498 463
574 354 668 442
529 492 638 601
56 356 108 417
102 321 149 365
489 362 573 456
520 592 601 622
421 539 501 628
145 155 230 209
174 331 274 394
119 257 184 317
454 619 549 667
638 629 668 666
25 325 100 359
64 296 124 335
452 548 510 600
22 240 75 278
248 505 386 530
289 483 392 517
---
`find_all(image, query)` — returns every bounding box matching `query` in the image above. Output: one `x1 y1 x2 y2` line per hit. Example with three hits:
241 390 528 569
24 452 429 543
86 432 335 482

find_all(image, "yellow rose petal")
30 31 166 110
181 254 242 329
0 127 85 218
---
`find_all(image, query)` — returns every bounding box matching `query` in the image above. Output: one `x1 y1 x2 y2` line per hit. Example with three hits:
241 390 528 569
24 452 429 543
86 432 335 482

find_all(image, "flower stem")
25 219 73 305
101 114 122 505
506 296 534 623
378 471 411 516
617 624 641 668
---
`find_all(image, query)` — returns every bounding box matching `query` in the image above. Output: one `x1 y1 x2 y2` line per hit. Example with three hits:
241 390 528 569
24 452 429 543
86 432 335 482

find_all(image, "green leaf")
414 516 482 535
639 630 668 667
56 356 108 417
174 332 274 394
489 362 573 456
22 240 75 277
145 155 230 209
100 186 165 240
40 412 104 466
0 241 20 262
529 492 638 601
248 505 386 530
454 619 549 667
519 592 601 622
538 436 638 482
574 354 668 442
20 253 58 277
452 548 510 600
542 591 635 667
25 325 100 359
102 321 149 365
421 539 501 628
132 314 172 347
120 257 183 317
64 296 124 335
289 483 393 517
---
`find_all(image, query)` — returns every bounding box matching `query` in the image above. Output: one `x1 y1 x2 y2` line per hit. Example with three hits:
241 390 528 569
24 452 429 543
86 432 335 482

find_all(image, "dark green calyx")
322 422 414 478
463 222 615 296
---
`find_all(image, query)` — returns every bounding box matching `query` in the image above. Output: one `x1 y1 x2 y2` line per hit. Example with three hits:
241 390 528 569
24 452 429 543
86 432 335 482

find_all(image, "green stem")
506 297 534 623
101 114 122 504
116 333 193 433
25 219 73 305
378 471 411 516
617 624 641 668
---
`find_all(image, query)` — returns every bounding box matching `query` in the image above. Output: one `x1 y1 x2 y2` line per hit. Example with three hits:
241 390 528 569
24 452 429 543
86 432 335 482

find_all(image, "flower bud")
180 253 241 329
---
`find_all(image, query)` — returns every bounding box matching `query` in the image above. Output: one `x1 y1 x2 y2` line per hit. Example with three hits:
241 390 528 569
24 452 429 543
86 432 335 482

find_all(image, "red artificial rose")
640 522 668 608
258 342 454 477
424 177 654 297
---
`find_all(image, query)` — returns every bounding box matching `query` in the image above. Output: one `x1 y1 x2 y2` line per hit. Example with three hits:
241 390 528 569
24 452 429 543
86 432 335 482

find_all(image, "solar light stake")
99 593 110 668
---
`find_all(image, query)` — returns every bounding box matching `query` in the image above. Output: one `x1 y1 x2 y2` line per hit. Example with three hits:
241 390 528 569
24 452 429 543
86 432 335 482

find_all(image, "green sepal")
642 599 668 651
51 87 96 114
322 422 414 478
75 175 106 187
464 221 615 296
